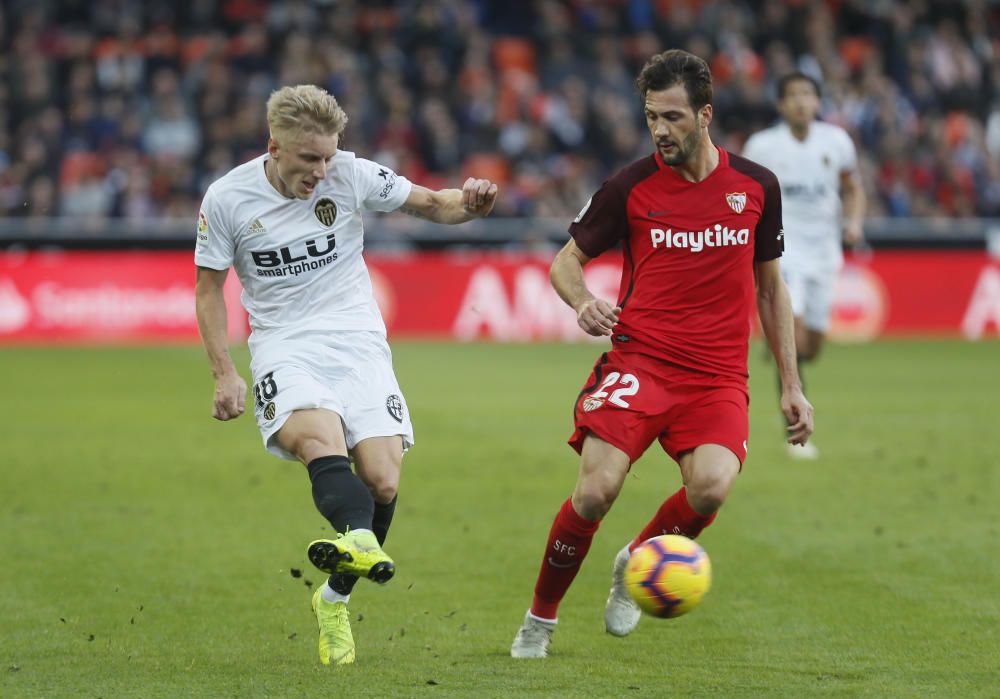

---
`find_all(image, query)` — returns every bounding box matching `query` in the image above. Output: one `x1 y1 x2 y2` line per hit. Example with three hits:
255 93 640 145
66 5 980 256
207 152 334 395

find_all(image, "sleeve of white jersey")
194 186 236 270
354 158 413 212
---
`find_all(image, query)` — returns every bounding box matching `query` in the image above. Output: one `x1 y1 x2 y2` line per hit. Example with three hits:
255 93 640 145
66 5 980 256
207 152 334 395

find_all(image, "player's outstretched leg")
513 437 628 657
305 454 394 582
604 544 641 636
307 530 395 583
311 585 355 665
510 497 603 658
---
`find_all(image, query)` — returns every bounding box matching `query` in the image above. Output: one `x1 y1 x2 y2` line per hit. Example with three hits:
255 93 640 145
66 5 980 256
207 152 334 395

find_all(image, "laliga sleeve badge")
197 211 209 242
386 394 404 423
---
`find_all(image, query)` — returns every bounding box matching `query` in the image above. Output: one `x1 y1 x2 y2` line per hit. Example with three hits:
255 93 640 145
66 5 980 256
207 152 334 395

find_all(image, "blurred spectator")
1 0 999 222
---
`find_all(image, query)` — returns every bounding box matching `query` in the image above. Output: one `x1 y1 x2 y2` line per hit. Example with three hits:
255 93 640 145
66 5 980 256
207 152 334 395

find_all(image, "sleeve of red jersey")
753 172 784 262
568 179 629 259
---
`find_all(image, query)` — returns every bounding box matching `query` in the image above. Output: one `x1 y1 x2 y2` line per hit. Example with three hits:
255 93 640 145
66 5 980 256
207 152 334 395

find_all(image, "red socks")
528 490 716 619
628 487 716 552
529 498 601 620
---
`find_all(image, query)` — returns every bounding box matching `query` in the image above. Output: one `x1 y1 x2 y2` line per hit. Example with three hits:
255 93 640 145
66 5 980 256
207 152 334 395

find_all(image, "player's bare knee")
686 462 737 514
356 452 402 503
686 475 732 514
687 487 725 515
361 469 399 504
573 479 619 519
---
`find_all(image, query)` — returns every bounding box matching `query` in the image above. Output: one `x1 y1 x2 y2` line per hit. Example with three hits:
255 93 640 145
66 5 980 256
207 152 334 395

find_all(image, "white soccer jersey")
742 121 858 270
195 151 412 348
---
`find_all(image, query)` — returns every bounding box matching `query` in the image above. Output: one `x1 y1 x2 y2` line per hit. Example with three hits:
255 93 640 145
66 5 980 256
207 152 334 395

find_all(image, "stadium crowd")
1 0 999 222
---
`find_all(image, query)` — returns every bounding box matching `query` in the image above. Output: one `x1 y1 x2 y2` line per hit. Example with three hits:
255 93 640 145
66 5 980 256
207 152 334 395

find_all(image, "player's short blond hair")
266 85 348 143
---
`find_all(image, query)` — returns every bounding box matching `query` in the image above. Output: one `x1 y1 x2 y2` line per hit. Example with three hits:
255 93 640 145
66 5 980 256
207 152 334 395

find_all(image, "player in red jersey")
511 50 813 658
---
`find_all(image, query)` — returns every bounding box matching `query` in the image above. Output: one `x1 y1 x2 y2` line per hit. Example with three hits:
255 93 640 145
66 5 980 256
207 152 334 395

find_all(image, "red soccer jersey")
570 147 783 378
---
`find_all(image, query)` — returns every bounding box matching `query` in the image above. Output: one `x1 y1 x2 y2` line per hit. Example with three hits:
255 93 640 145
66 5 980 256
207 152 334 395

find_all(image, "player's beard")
659 128 701 166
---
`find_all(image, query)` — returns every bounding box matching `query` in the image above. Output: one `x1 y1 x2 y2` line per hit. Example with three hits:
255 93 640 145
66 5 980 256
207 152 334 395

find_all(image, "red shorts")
569 350 750 465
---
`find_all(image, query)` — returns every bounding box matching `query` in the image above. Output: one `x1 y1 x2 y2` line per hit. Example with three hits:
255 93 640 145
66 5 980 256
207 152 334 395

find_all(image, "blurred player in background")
742 73 866 459
194 85 498 666
510 50 813 659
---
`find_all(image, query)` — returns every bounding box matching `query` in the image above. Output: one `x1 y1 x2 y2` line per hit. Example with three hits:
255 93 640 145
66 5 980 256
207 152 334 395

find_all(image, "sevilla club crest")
725 192 747 214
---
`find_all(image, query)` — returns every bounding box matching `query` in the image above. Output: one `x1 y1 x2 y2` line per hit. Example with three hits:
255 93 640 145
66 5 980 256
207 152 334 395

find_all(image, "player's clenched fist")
782 389 814 446
213 372 247 421
576 298 621 337
462 177 498 217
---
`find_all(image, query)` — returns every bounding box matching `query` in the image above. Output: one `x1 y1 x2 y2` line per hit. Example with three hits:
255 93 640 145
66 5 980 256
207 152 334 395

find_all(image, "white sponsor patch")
649 226 750 252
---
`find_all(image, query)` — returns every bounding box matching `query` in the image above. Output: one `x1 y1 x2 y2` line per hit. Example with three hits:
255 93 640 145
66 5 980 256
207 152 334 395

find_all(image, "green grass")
2 340 998 697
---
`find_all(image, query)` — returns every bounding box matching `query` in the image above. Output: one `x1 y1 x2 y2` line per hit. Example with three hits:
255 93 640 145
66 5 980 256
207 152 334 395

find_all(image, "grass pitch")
2 339 998 697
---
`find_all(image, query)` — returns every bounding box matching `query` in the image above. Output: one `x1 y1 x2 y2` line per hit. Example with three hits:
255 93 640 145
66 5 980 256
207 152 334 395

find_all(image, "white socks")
321 581 350 605
527 610 557 626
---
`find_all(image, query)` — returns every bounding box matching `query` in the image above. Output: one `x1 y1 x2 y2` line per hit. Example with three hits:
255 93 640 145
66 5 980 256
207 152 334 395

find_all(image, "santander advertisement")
0 250 997 344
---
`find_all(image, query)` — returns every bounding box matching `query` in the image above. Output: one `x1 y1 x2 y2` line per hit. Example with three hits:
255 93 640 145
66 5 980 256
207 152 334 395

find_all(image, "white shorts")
249 331 414 461
781 262 837 333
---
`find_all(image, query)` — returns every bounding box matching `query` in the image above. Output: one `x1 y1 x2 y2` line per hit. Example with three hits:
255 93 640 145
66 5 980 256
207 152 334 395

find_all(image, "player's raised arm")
754 258 813 445
398 178 498 224
550 239 621 337
195 266 246 421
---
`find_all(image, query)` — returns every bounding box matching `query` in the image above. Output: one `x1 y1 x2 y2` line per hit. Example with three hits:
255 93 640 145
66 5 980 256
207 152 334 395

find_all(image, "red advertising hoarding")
1 250 998 344
0 251 246 344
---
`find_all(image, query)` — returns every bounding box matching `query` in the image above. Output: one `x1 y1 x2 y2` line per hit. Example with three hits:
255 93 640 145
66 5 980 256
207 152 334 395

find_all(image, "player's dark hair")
636 49 713 112
777 72 822 99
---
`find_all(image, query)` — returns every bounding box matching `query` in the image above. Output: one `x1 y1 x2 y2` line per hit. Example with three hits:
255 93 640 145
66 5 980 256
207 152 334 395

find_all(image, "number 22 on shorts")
582 372 639 412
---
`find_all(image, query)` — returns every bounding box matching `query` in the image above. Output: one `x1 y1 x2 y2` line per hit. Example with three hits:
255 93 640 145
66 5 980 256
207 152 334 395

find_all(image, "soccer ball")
624 534 712 618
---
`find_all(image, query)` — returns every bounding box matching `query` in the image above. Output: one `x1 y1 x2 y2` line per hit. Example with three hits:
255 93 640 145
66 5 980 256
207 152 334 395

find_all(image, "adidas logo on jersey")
650 225 750 252
248 218 266 234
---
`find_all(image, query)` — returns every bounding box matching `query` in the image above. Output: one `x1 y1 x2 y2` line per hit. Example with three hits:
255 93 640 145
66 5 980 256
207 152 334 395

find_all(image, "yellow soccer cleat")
311 587 355 666
307 530 395 584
